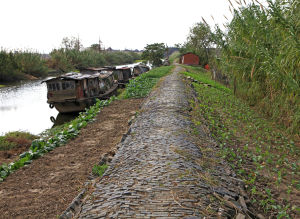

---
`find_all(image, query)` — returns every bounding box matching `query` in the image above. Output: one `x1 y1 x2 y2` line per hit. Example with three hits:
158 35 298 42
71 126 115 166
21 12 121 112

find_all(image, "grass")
123 66 173 99
0 131 37 151
0 85 6 88
92 164 108 177
182 65 231 94
169 51 180 64
134 59 145 63
182 68 300 218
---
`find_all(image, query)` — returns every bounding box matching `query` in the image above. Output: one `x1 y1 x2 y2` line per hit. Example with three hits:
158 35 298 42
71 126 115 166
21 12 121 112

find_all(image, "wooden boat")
82 66 132 86
43 71 118 113
115 67 133 85
132 64 150 77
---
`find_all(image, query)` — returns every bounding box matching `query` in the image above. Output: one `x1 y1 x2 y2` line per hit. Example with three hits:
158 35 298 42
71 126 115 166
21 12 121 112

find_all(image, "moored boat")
132 64 150 77
43 71 118 113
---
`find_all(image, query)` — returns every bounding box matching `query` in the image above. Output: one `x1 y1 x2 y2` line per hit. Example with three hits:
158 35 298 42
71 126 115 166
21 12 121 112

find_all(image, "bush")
0 131 37 151
0 50 48 82
92 164 108 177
49 49 141 72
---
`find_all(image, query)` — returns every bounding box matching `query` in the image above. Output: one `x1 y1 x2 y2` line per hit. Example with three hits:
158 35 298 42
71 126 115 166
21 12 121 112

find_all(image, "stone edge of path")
59 100 146 219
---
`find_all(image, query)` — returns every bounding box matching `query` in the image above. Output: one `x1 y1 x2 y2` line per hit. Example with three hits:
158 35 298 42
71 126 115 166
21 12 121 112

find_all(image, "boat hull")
52 100 94 113
49 84 118 113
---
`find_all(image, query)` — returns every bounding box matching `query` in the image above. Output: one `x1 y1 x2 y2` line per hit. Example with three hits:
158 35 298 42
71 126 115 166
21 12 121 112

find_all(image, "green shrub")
49 49 141 73
0 50 48 82
0 131 37 151
92 164 108 177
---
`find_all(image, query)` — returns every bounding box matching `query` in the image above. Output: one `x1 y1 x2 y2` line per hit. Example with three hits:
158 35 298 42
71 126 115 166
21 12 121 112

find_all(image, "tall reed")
0 50 48 82
212 0 300 133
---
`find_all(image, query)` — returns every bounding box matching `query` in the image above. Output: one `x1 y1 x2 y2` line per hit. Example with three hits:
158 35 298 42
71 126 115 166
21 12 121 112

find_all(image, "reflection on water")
0 79 59 135
50 112 79 127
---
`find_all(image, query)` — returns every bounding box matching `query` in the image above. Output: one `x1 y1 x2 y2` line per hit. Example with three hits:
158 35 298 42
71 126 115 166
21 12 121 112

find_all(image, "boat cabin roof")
81 67 108 71
117 67 131 70
43 71 112 83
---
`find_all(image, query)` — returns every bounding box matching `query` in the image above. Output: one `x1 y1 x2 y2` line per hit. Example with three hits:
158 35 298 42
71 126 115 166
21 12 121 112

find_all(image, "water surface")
0 63 150 135
0 79 59 135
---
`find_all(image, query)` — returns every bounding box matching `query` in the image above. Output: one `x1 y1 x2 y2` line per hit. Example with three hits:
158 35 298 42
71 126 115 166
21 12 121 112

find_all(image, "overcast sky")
0 0 247 53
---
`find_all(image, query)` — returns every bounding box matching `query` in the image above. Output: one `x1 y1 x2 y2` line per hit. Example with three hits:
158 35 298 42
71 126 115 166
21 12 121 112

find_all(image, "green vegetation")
180 0 300 134
49 37 141 73
0 131 37 151
169 51 180 64
0 36 141 82
0 65 171 181
179 22 212 66
141 43 166 67
183 68 299 218
92 164 108 177
210 0 300 134
124 66 173 98
0 50 48 82
0 97 116 182
183 66 231 94
49 49 140 73
134 59 144 63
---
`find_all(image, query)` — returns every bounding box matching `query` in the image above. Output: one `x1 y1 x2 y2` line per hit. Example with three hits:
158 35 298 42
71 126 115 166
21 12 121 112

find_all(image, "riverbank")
0 131 38 165
0 98 144 218
0 66 173 218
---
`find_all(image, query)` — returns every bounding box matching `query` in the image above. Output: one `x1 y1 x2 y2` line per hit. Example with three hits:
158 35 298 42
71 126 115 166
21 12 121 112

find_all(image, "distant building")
179 53 199 65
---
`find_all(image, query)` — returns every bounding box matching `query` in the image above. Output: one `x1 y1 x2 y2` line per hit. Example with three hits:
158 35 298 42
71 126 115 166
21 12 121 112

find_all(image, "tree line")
0 36 141 83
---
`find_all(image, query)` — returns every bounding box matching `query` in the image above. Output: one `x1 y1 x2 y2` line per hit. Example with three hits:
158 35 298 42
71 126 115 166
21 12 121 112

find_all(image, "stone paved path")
77 66 243 218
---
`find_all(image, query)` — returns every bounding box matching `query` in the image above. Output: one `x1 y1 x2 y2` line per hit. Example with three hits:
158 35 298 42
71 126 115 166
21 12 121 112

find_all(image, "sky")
0 0 246 53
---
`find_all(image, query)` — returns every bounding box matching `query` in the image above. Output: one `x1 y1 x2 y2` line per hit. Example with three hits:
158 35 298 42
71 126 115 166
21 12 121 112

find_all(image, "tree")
183 22 213 65
61 36 82 51
142 43 165 67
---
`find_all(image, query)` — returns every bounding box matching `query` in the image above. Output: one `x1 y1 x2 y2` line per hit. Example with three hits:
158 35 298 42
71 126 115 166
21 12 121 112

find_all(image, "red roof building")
179 53 199 65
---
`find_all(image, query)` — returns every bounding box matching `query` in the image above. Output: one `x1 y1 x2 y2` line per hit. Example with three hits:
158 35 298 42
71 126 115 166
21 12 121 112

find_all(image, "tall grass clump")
212 0 300 134
0 131 37 151
0 50 48 82
49 49 141 73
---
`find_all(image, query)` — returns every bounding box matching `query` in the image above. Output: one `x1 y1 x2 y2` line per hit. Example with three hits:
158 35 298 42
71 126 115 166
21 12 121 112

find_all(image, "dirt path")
0 98 144 219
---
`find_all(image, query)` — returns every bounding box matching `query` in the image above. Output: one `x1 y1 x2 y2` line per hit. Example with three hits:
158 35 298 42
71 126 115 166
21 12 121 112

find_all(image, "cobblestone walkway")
78 66 242 218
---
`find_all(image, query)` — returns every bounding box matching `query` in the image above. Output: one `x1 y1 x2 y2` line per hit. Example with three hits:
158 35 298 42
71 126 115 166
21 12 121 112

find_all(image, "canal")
0 63 149 135
0 79 60 135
